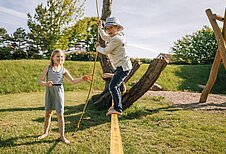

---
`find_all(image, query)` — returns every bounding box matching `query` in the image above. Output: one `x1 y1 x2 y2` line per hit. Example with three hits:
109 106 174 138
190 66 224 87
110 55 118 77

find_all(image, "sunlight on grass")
1 92 226 153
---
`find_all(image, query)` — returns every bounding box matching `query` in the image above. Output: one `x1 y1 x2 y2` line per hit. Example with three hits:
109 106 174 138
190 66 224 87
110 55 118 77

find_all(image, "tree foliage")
0 28 9 45
27 0 85 56
172 26 217 64
67 17 98 52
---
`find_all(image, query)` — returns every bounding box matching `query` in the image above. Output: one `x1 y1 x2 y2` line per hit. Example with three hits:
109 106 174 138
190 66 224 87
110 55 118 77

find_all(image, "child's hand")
95 42 100 48
97 20 102 28
82 75 92 81
102 73 114 79
46 81 53 87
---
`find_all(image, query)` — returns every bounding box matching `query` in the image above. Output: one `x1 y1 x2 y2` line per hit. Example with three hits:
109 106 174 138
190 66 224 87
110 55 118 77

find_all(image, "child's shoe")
106 109 122 116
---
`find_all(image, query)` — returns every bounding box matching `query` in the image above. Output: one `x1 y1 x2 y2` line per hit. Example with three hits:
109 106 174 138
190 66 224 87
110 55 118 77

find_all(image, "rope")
73 0 100 134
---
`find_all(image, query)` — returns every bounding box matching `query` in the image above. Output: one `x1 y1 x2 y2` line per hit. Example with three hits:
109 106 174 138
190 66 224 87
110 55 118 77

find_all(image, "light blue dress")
45 66 65 114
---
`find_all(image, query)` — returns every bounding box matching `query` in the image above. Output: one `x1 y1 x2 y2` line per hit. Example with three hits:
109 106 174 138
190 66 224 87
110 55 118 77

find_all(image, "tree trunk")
91 0 168 111
99 0 114 74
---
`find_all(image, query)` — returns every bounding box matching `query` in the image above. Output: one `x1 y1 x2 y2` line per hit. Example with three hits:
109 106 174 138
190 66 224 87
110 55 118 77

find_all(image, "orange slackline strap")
110 114 124 154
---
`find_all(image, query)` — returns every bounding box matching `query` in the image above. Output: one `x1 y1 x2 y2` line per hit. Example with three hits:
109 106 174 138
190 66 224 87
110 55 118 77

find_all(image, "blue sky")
0 0 225 58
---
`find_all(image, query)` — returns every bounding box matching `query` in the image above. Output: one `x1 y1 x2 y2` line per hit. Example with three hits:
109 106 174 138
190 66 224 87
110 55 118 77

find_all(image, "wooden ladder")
110 114 124 154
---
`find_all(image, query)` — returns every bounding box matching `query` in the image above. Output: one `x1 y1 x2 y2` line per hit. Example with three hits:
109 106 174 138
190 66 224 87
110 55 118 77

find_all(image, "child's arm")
64 69 91 84
97 20 111 41
38 66 53 87
96 37 119 55
99 28 111 42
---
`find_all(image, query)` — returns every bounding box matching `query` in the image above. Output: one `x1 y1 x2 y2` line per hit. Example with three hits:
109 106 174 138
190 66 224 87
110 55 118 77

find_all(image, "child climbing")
38 49 91 144
95 17 132 115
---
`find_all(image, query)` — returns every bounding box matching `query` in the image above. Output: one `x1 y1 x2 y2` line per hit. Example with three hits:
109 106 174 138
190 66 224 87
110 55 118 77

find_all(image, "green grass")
1 60 226 94
0 60 104 94
1 92 226 153
156 64 226 93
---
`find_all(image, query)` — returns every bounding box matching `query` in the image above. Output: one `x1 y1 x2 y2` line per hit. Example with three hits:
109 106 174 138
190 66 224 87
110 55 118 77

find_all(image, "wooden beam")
110 114 124 154
199 50 221 103
223 7 226 40
212 14 224 22
206 9 226 69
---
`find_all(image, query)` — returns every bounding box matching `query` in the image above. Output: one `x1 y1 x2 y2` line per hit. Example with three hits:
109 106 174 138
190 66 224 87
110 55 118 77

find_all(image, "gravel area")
145 91 226 111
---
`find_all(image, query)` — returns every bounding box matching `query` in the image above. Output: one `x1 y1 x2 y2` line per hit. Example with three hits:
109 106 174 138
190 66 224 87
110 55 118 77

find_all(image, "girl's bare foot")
38 133 48 139
60 137 70 144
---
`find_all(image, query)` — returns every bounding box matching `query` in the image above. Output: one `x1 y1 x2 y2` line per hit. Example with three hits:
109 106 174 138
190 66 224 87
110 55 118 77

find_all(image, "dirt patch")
145 91 226 112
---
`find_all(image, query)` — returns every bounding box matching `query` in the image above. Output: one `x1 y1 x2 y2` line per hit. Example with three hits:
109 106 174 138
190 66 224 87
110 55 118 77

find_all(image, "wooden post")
199 50 221 102
223 7 226 40
110 114 124 154
206 9 226 69
199 8 226 103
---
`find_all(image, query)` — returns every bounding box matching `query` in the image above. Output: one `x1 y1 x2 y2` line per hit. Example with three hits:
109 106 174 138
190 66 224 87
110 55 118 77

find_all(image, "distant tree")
11 28 28 50
10 28 29 59
0 28 7 45
172 26 217 64
0 27 10 46
0 47 13 60
27 0 85 57
66 17 98 52
0 28 13 59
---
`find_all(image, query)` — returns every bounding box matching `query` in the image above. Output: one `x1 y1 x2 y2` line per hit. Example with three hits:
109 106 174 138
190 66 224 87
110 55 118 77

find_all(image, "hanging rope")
72 0 100 136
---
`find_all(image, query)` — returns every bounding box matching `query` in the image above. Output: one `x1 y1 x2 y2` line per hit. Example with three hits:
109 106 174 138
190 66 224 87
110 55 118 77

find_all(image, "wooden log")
110 114 124 154
199 50 221 103
122 58 167 109
206 9 226 69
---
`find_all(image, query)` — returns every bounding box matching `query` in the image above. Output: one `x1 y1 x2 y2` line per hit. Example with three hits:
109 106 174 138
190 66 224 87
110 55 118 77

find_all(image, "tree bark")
91 60 142 110
99 0 114 74
122 59 167 109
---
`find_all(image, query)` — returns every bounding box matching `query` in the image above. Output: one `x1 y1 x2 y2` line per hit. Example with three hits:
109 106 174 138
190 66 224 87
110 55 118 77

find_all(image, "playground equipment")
199 8 226 103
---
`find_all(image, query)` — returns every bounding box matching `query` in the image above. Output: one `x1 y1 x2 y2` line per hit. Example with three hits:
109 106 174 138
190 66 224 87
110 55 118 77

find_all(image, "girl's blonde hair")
50 49 65 66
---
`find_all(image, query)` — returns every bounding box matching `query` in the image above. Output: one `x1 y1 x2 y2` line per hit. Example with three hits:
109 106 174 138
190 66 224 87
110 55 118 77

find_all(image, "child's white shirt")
96 27 132 71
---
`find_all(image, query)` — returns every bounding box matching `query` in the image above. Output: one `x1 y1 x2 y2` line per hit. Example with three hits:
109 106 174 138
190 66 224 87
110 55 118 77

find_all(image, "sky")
0 0 225 58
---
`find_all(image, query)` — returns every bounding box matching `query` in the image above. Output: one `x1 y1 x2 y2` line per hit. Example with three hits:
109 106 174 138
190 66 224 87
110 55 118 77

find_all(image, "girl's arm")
64 69 91 84
38 66 53 87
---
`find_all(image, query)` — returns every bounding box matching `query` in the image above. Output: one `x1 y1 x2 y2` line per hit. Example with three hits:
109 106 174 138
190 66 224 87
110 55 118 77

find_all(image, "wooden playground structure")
109 8 226 153
199 8 226 103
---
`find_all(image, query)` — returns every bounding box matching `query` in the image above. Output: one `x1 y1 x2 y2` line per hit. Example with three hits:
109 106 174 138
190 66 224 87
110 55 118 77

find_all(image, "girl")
95 17 132 115
38 49 91 144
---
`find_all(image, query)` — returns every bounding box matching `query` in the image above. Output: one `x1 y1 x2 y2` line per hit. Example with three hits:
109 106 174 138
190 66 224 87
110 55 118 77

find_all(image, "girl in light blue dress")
38 49 91 144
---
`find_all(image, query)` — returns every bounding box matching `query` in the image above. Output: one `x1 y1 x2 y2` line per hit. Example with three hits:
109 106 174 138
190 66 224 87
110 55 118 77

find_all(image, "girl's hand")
46 81 53 87
82 75 92 81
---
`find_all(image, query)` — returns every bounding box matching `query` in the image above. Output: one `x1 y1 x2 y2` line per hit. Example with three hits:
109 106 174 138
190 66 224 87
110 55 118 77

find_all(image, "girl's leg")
56 113 70 144
38 110 52 139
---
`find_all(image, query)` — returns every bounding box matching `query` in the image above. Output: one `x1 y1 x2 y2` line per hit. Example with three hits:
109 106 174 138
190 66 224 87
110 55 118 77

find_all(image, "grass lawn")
1 91 226 154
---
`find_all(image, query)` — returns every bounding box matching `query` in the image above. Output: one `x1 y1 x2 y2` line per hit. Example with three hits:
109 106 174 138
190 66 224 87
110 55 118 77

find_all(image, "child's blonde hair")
50 49 65 66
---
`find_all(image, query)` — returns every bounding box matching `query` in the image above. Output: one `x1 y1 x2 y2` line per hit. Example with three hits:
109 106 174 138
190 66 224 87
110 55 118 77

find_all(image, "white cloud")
1 0 226 58
0 6 27 19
